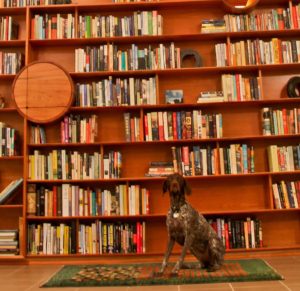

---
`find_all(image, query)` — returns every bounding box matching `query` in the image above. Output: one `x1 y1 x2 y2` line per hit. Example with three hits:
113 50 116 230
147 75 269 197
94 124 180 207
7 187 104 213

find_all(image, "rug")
41 259 283 287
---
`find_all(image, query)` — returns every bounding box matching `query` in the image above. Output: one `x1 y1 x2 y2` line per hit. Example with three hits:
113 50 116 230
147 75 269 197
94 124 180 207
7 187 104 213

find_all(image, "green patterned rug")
41 259 283 287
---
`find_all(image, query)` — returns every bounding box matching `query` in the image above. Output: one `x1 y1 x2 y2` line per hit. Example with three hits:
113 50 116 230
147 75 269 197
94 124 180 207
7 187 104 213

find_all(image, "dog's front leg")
171 235 191 276
153 237 175 276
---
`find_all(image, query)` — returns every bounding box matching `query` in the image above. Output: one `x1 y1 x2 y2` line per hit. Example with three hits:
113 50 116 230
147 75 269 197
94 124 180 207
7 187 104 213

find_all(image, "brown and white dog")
156 173 225 276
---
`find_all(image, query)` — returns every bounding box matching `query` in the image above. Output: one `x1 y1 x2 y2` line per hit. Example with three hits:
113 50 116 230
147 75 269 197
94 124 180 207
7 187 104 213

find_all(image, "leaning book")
0 178 23 204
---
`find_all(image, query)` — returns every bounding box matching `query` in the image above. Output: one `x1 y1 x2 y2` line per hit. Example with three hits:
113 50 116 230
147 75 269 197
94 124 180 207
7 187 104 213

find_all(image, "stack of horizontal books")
0 229 19 256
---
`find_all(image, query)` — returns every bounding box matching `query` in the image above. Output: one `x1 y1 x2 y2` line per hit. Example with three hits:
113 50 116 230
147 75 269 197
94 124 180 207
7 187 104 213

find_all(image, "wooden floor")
0 256 299 291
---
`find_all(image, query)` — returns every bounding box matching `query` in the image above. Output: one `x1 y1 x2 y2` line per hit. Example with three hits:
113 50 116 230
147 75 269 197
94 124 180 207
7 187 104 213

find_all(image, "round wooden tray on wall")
12 61 74 124
222 0 260 14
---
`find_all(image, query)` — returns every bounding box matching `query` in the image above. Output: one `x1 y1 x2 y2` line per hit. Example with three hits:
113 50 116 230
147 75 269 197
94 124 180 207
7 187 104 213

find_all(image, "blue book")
0 178 23 204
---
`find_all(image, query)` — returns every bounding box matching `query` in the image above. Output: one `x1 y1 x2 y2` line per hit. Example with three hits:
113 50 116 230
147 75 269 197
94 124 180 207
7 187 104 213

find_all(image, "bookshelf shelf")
1 0 300 262
0 40 26 47
28 29 300 46
0 205 23 209
0 156 23 160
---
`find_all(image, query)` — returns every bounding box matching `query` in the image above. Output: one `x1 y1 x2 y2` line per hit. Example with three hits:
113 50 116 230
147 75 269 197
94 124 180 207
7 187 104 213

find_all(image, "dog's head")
163 173 191 211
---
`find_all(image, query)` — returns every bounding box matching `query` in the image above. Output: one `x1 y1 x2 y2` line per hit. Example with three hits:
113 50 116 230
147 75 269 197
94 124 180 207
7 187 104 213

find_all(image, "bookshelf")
0 0 300 262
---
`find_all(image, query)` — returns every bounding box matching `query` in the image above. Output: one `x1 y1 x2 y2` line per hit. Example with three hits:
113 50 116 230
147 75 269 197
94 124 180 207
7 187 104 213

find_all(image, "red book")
277 8 284 30
224 222 230 250
136 222 141 253
282 108 288 134
144 115 149 141
172 112 178 140
130 117 135 142
235 74 241 101
53 186 57 216
182 146 190 176
51 16 57 39
292 6 299 29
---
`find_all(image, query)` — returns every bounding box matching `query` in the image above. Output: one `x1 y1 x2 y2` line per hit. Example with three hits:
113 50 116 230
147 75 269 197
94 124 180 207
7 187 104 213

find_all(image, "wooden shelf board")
0 74 16 80
0 156 23 160
25 208 300 221
0 7 26 15
0 205 23 209
0 108 18 113
29 28 300 46
71 99 300 111
26 134 300 148
26 214 165 221
0 255 24 260
25 245 300 258
0 40 25 47
70 63 300 78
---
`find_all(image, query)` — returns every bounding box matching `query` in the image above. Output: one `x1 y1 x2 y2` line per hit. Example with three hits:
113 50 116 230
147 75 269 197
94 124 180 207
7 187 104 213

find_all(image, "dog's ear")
184 178 191 195
162 179 169 194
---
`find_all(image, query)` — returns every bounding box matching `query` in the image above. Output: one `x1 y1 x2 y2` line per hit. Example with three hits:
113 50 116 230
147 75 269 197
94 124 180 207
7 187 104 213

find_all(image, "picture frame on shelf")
165 90 183 104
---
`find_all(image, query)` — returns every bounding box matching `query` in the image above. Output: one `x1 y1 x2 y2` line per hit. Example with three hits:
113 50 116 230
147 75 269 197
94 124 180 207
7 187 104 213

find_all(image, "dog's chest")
167 211 188 244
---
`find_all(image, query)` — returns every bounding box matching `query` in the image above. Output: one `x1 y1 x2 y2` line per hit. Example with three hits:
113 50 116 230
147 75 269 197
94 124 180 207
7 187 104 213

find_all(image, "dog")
156 173 225 276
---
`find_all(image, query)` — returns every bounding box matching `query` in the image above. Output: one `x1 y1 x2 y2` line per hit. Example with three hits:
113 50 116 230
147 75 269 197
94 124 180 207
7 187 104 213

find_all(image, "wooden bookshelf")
0 0 300 263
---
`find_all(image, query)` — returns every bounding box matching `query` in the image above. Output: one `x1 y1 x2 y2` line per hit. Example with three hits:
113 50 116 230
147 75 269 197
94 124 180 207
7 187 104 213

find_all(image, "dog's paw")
170 271 179 277
152 271 163 277
207 264 221 272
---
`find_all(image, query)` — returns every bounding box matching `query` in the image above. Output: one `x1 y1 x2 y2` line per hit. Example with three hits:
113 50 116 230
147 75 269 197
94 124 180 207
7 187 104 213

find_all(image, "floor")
0 256 300 291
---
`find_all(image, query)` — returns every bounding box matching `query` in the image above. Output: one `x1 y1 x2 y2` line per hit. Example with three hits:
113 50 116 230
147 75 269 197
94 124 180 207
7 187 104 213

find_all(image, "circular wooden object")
222 0 260 13
12 61 74 124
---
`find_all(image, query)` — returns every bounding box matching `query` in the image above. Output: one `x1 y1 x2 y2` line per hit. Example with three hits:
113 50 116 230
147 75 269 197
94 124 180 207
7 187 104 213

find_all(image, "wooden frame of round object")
222 0 260 13
12 61 74 124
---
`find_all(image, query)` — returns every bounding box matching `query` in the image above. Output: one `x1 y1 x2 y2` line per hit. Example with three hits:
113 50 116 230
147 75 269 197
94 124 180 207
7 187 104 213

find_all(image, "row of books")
78 11 163 38
27 222 76 255
123 113 140 142
30 124 46 144
144 111 223 142
0 122 18 156
75 45 108 72
219 144 255 175
224 6 300 32
272 180 300 209
215 38 300 67
171 144 255 177
0 229 19 256
74 77 157 107
27 183 150 217
28 150 102 180
0 16 18 41
103 151 122 179
2 0 71 7
221 74 261 101
60 114 98 144
112 43 181 71
31 13 75 39
0 51 23 74
267 144 300 172
0 178 23 204
262 107 300 136
209 217 263 249
78 221 146 254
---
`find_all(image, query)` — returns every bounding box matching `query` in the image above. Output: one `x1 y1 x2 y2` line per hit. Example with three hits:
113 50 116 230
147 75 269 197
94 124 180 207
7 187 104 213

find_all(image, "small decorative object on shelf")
287 77 300 98
180 49 202 67
165 90 183 104
222 0 260 14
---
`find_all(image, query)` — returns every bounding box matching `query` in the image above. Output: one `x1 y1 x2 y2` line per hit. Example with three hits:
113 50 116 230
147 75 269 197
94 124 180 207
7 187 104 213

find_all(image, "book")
0 178 23 204
27 184 37 215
